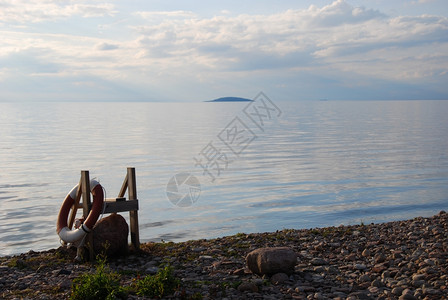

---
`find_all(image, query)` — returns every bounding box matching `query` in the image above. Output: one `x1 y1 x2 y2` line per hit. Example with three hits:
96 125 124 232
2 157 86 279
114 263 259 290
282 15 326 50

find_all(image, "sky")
0 0 447 102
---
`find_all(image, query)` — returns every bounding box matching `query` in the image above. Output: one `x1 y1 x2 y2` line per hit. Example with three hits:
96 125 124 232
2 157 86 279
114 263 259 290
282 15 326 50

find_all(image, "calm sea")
1 99 448 256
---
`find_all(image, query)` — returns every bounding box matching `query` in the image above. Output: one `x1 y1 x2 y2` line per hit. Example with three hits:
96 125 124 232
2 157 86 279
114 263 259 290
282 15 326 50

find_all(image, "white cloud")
306 0 386 26
130 2 447 84
0 0 116 23
95 42 119 51
136 10 196 19
1 0 447 101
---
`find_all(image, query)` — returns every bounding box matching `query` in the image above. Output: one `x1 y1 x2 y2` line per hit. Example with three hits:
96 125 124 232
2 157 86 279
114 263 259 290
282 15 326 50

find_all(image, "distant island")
205 97 253 102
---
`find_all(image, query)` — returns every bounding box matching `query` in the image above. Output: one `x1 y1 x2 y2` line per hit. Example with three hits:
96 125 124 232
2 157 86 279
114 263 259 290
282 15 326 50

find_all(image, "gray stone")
374 253 386 264
246 247 297 275
58 279 72 289
399 289 417 300
144 261 157 268
392 286 404 295
359 274 371 282
311 258 328 265
146 267 159 275
381 271 391 279
348 291 371 300
198 255 214 260
314 266 324 272
411 280 424 287
253 278 264 286
192 247 207 252
371 279 383 287
362 249 371 257
411 274 425 281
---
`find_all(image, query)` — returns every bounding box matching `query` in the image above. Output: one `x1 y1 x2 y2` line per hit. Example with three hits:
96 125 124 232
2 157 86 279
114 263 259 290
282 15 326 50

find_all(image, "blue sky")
1 0 447 101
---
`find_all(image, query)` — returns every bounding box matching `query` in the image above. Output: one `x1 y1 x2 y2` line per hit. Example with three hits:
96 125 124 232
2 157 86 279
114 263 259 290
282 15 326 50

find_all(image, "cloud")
0 0 116 23
129 1 448 100
1 0 448 101
95 42 119 51
136 10 196 19
132 1 448 81
134 3 384 62
306 0 386 26
0 48 60 74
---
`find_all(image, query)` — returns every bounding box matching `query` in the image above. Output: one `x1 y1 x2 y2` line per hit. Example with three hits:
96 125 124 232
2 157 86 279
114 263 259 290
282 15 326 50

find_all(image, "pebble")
374 253 386 264
392 286 404 295
1 211 447 299
371 278 384 287
361 249 371 257
310 258 328 266
145 266 159 274
358 274 371 282
237 282 258 292
399 294 417 300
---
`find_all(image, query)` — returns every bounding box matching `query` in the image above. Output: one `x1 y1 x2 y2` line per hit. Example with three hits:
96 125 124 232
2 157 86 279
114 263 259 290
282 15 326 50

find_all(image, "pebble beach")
1 211 447 299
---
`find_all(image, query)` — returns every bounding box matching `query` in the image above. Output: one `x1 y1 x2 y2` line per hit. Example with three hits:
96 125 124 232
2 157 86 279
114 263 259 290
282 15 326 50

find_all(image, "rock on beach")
246 247 297 275
92 213 129 257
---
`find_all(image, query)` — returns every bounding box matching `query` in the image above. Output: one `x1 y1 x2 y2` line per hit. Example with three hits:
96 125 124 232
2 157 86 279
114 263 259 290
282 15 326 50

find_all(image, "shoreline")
1 211 447 299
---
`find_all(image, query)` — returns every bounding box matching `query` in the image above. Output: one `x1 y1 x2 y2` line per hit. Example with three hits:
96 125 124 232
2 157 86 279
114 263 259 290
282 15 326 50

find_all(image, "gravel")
1 211 447 299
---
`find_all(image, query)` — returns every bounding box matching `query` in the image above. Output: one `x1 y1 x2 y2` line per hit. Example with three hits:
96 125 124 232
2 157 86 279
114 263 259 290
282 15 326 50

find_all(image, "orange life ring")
56 180 104 243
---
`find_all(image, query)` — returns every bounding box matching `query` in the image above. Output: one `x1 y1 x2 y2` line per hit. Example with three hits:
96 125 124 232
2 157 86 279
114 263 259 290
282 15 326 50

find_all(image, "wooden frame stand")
73 167 140 260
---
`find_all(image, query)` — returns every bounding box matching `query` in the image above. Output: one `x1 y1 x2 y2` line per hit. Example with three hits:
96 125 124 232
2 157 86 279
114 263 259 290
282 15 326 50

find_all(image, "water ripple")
1 100 448 255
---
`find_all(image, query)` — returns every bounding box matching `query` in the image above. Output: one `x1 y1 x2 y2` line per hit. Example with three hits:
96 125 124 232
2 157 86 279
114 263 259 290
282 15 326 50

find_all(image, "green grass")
70 256 127 300
7 258 27 269
134 265 180 298
69 255 181 300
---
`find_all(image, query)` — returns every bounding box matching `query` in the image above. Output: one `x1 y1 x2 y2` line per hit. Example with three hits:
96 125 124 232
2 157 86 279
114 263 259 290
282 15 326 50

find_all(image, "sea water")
1 99 448 255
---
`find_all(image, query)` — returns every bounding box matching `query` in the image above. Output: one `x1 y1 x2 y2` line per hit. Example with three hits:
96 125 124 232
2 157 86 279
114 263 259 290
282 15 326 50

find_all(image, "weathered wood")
81 171 91 218
68 177 83 230
103 199 139 214
80 171 94 261
127 167 140 249
118 173 128 198
130 210 140 249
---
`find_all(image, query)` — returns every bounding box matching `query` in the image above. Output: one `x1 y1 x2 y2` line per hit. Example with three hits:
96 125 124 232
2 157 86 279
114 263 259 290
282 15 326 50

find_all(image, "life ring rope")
57 179 105 244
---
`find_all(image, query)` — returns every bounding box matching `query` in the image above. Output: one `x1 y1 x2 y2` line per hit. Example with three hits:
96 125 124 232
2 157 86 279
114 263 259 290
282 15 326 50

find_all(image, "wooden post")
127 167 140 250
81 170 94 261
68 177 83 230
80 171 91 221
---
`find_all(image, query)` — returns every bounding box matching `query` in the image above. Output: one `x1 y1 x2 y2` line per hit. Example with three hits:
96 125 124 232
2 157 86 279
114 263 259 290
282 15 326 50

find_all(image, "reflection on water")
1 100 448 255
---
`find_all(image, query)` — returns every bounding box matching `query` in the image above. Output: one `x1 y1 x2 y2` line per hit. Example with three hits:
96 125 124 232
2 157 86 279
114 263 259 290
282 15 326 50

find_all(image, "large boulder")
246 247 297 276
92 213 129 257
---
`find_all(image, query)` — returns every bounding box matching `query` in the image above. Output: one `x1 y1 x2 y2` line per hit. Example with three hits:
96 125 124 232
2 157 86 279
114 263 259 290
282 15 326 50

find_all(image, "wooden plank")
103 199 139 214
130 210 139 249
80 170 94 261
81 171 91 218
68 177 83 230
127 167 140 249
118 173 128 198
